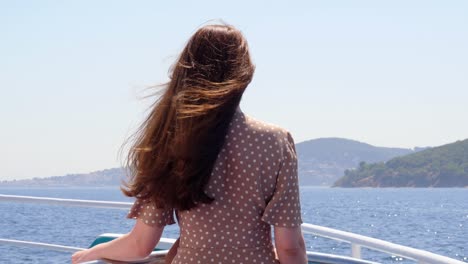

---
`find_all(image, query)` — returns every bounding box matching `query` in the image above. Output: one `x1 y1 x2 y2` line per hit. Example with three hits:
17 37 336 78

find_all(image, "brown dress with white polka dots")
127 108 302 264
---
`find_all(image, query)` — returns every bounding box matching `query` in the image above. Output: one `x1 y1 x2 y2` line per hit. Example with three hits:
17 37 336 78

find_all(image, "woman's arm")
274 226 307 264
72 219 164 263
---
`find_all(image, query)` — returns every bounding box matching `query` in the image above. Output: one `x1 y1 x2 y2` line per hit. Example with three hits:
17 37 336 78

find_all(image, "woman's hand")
71 219 164 263
72 249 98 264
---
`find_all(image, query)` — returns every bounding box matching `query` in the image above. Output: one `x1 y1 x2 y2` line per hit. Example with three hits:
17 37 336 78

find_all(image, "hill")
333 139 468 187
0 138 419 187
296 138 416 185
0 168 124 187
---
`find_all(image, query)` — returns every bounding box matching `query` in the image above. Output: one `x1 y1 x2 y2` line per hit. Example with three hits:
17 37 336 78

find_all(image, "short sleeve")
126 198 176 227
261 131 302 227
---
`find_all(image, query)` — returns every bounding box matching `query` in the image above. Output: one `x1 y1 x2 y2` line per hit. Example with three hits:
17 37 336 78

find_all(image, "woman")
72 24 307 264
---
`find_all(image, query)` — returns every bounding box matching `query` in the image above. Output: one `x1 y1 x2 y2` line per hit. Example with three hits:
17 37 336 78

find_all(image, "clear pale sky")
1 1 467 180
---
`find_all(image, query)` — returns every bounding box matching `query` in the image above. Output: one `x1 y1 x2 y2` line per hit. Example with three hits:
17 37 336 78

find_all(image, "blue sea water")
0 187 466 264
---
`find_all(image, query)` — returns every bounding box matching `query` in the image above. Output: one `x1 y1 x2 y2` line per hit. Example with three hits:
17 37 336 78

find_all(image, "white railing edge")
301 223 466 264
0 238 85 253
0 194 132 210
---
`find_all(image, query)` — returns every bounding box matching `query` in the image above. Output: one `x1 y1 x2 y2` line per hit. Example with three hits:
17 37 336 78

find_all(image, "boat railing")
301 223 464 264
0 194 465 264
0 237 85 253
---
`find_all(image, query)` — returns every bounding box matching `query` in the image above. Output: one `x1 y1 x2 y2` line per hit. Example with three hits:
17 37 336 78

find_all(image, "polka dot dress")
127 108 302 263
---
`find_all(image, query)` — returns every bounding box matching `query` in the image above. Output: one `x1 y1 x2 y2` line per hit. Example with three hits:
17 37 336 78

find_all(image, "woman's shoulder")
234 110 292 142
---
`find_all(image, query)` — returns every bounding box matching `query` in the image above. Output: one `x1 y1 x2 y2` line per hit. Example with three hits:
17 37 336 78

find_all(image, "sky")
1 0 467 180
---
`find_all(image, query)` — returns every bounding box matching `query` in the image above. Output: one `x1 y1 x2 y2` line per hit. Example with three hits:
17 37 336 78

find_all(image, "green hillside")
296 137 415 185
333 139 468 187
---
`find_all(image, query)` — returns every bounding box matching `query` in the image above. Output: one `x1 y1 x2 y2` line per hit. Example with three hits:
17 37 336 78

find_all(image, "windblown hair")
122 24 255 211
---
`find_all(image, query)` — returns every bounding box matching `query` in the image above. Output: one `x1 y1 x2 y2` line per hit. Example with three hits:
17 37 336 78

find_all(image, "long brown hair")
122 24 255 211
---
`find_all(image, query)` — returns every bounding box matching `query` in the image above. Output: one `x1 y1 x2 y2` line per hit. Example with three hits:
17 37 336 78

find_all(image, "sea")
0 187 466 264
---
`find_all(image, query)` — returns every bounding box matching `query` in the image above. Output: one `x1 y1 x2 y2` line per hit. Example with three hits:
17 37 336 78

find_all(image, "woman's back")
129 108 302 263
72 24 306 264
